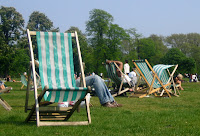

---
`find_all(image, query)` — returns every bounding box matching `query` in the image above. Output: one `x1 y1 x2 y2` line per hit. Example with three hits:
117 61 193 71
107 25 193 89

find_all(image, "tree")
106 24 128 60
137 38 156 64
27 11 58 31
9 49 30 77
165 33 200 73
86 9 114 73
161 48 196 74
0 6 24 45
149 34 168 64
0 6 25 77
125 28 142 59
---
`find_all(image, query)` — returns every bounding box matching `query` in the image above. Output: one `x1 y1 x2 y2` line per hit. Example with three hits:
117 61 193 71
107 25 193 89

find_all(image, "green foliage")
138 38 156 63
27 11 59 31
149 34 168 64
1 7 200 77
106 24 128 60
120 28 141 63
9 49 30 77
86 9 114 73
161 48 196 74
0 6 24 45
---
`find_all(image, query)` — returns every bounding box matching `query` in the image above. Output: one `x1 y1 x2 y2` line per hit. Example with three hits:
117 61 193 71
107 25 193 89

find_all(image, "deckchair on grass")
20 74 27 89
132 59 172 98
26 29 91 126
153 64 180 96
0 84 12 111
105 62 134 97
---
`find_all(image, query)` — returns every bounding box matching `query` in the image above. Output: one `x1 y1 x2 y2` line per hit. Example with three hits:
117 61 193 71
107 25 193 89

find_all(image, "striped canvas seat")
21 74 27 87
153 64 174 84
135 61 161 88
37 32 88 102
106 62 124 86
133 59 171 98
26 29 91 126
153 64 179 96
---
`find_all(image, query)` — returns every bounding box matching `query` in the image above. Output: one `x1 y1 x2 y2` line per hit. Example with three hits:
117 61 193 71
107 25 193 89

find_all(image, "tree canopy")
0 7 199 77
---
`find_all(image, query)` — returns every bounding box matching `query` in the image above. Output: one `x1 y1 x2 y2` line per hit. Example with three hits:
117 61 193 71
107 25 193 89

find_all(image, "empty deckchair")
26 29 91 127
132 59 172 98
105 62 133 97
0 82 12 111
153 64 180 96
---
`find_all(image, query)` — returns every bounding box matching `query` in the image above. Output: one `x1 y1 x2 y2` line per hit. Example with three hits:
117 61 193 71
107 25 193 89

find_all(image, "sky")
1 0 200 37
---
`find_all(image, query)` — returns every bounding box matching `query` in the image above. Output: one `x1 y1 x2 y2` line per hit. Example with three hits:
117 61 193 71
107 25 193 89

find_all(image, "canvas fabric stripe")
153 64 174 84
136 62 160 88
36 32 87 102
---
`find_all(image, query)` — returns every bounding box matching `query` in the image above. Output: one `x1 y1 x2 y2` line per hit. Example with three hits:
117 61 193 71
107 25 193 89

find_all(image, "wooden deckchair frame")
105 62 133 97
26 29 91 127
159 64 180 96
0 87 12 111
132 59 171 98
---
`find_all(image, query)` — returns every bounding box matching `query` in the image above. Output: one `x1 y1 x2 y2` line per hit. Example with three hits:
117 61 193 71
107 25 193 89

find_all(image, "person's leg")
177 80 184 90
76 75 115 105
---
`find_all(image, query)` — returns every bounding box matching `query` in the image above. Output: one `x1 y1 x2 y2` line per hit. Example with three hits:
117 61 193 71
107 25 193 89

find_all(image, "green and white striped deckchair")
153 64 179 96
26 29 91 127
132 59 172 98
20 74 27 89
105 62 132 97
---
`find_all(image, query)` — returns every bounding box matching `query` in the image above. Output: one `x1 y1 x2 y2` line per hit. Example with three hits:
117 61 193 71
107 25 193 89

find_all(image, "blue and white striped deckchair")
26 29 91 126
105 62 132 97
132 59 172 98
153 64 179 96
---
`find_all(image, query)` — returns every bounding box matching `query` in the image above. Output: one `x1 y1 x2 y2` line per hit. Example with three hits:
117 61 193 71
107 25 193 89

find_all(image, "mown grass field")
0 80 200 136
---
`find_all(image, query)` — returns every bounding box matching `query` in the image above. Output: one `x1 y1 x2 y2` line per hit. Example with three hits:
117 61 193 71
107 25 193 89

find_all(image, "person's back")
128 70 137 84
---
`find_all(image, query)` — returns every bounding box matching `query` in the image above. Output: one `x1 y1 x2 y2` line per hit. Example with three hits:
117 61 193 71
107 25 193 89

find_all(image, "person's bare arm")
106 60 123 77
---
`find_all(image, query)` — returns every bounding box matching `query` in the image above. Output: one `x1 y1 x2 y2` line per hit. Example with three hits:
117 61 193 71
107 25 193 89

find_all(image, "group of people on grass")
78 59 185 108
1 59 185 108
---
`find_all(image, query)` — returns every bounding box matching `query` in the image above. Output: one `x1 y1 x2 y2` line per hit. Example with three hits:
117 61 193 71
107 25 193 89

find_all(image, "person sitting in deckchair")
0 81 5 90
106 60 136 86
0 80 11 93
174 74 184 90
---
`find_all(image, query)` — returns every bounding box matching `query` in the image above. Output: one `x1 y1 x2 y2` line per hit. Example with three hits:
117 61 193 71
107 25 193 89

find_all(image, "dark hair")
125 60 128 63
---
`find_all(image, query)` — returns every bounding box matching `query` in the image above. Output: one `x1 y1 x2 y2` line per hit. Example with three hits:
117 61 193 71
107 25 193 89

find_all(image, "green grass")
0 81 200 136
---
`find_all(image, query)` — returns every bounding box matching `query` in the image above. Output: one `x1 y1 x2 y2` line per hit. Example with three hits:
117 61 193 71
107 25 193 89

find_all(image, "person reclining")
76 75 122 108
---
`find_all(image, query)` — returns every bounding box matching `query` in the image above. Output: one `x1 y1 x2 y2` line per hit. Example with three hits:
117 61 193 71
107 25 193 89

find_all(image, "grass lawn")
0 80 200 136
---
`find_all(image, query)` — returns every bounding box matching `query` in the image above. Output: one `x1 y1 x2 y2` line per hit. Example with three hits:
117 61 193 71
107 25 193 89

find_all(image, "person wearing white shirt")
128 69 137 85
124 60 130 75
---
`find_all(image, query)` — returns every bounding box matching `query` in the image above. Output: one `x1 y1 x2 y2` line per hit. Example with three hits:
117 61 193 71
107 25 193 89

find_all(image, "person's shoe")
102 102 117 108
111 101 123 107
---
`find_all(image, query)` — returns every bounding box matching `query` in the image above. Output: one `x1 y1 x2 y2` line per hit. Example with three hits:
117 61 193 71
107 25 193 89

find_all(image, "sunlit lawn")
0 80 200 136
